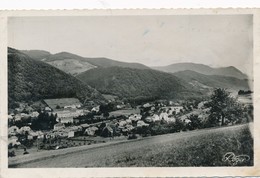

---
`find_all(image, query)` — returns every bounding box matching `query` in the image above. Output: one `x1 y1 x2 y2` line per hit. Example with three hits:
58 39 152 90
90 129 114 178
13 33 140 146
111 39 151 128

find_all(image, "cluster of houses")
8 125 44 147
8 96 214 154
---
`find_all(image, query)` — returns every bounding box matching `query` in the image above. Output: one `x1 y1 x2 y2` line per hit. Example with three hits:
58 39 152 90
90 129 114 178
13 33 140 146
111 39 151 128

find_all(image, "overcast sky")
8 15 253 76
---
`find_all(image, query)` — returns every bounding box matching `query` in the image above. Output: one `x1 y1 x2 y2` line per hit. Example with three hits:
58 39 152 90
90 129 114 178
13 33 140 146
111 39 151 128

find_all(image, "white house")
8 114 13 120
143 103 152 108
68 131 75 138
30 111 39 118
19 126 31 134
152 114 160 122
54 109 84 123
45 107 52 112
8 126 19 136
137 120 149 127
54 123 65 131
84 126 98 136
119 120 128 128
8 136 21 146
91 106 100 112
129 114 142 122
14 114 21 121
144 114 160 123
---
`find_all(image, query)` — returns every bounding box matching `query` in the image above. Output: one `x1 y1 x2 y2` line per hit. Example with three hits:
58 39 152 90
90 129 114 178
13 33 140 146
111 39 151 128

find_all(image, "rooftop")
43 98 82 110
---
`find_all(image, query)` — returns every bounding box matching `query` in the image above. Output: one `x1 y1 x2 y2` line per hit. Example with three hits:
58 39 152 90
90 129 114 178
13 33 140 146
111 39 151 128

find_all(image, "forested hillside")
8 47 104 109
76 67 204 102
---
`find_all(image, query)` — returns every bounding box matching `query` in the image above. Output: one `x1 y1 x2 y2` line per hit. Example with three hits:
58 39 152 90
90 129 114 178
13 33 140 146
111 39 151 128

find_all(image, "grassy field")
11 124 253 167
109 109 140 117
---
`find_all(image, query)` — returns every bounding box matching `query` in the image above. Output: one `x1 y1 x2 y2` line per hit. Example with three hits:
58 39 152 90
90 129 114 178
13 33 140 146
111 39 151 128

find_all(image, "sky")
8 15 253 76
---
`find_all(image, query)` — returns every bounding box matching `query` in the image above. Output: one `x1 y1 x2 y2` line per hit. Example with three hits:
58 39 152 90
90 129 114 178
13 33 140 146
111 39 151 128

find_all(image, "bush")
128 133 137 140
186 114 202 130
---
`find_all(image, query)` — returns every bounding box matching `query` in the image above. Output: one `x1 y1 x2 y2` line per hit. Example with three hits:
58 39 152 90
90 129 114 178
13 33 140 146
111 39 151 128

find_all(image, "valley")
8 47 253 168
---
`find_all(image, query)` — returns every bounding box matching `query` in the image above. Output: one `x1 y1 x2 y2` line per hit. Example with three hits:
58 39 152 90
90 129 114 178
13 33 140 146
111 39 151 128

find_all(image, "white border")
0 9 260 177
0 0 260 10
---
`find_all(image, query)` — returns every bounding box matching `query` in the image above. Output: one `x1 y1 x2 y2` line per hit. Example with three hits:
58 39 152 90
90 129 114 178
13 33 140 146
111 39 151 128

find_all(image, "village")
8 91 253 157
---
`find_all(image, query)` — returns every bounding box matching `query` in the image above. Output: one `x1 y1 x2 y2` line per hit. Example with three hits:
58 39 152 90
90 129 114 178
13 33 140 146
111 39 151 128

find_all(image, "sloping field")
9 124 253 168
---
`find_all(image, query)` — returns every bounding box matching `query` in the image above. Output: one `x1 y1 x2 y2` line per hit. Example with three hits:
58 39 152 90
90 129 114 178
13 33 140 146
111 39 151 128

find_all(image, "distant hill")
153 63 248 79
8 47 104 109
21 50 51 60
76 67 204 102
173 70 250 92
84 57 149 70
21 50 150 76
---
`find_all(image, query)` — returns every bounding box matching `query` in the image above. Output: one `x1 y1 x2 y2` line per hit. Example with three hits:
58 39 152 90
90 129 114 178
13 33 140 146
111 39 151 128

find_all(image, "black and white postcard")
0 9 259 177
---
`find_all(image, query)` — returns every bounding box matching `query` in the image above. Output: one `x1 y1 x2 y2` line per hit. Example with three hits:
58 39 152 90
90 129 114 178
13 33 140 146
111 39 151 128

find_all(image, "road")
9 123 252 168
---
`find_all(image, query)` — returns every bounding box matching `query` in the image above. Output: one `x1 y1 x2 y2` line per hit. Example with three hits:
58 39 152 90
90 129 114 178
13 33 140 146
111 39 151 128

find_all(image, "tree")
207 88 243 127
103 112 109 118
187 114 201 130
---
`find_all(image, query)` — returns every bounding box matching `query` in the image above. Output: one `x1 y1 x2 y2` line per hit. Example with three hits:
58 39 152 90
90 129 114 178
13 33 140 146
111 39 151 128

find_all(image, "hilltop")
77 66 250 103
21 50 150 76
8 47 104 109
21 50 51 60
173 70 250 92
153 62 248 79
76 67 204 102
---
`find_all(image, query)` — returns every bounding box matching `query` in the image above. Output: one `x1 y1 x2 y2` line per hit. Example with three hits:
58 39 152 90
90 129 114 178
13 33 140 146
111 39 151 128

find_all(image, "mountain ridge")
172 70 250 92
153 62 248 79
8 47 104 109
21 49 150 75
76 66 206 101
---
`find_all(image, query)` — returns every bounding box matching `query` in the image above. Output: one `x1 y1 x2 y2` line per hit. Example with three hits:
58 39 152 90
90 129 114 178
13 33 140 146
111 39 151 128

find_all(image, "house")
67 126 82 132
118 120 128 128
184 119 191 124
83 109 90 114
46 132 56 139
80 123 90 129
53 109 84 123
137 120 149 127
125 119 132 124
19 126 31 134
54 131 68 138
8 114 13 120
84 126 98 136
144 114 160 123
30 111 39 118
93 115 103 121
91 106 100 112
84 100 98 108
143 103 152 108
14 114 21 121
43 98 82 111
30 131 44 139
68 131 75 138
160 113 176 123
144 116 153 123
54 123 65 131
27 135 34 140
21 113 30 119
8 126 19 136
162 106 184 115
45 107 52 112
198 101 208 109
129 114 142 122
122 124 134 133
8 136 21 146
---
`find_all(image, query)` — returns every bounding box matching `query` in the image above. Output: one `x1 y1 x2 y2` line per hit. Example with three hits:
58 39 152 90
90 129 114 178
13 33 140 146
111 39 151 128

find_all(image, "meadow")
11 123 253 168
